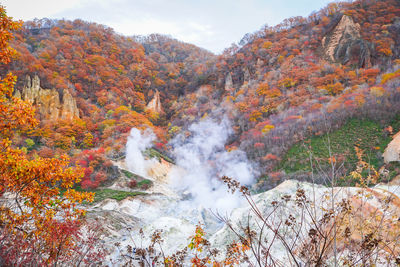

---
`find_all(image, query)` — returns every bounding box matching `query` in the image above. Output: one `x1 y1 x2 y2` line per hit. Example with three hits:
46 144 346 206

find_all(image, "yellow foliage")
323 82 344 95
370 86 385 97
169 125 181 135
354 94 365 107
225 95 235 102
381 69 400 84
278 77 296 88
249 110 262 122
262 124 275 134
262 41 272 49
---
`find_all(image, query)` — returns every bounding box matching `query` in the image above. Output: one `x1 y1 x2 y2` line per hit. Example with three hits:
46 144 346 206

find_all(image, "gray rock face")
243 68 250 82
224 72 233 91
322 15 371 68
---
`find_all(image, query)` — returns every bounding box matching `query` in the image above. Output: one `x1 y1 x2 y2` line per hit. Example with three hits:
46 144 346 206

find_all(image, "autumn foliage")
0 6 97 265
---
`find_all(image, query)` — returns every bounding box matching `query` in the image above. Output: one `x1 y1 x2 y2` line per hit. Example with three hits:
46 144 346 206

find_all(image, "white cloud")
2 0 89 20
1 0 334 53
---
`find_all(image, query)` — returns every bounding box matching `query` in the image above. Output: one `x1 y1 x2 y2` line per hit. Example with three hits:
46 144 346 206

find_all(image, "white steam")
125 117 257 213
169 117 256 212
125 128 157 178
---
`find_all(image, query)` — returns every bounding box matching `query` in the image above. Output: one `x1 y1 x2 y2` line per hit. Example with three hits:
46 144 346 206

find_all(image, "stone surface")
243 68 250 82
61 89 80 120
37 88 60 121
17 75 79 121
224 72 233 91
91 175 400 264
146 89 163 113
322 15 371 68
383 131 400 163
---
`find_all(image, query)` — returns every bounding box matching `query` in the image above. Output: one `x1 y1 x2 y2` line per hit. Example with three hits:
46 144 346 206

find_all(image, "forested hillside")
169 0 400 188
3 0 400 265
3 19 215 188
3 0 400 190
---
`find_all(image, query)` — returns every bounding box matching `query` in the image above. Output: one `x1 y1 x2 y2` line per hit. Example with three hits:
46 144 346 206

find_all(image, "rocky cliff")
322 15 371 68
224 72 233 91
17 75 79 121
146 90 163 113
383 131 400 163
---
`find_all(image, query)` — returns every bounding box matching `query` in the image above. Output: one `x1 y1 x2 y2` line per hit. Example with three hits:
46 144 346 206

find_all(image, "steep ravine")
87 158 400 265
84 126 400 265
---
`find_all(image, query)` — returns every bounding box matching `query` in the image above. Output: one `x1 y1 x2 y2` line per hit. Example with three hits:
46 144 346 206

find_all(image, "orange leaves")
354 94 366 107
187 224 219 266
323 82 344 96
223 241 250 266
0 8 93 264
0 6 22 65
0 138 92 209
265 88 282 98
0 138 93 260
278 77 296 89
188 225 206 251
257 82 282 99
256 82 269 95
310 103 323 111
0 74 37 139
361 68 380 79
263 153 279 161
249 110 262 122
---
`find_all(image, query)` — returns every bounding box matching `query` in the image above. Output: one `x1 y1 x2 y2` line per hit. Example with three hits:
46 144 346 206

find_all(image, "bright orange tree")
0 6 94 265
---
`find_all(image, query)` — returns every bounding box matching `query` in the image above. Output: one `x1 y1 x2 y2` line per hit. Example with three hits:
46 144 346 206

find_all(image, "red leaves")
75 148 113 189
254 142 265 149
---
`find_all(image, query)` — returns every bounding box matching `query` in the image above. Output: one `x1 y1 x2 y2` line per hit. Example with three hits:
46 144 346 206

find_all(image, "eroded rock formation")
322 15 371 68
17 75 79 121
224 72 233 91
383 131 400 163
146 90 163 113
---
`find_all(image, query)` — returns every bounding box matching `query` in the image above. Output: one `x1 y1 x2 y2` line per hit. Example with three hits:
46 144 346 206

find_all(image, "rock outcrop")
224 72 233 91
91 179 400 264
322 15 371 68
146 90 163 113
383 131 400 163
243 68 250 83
18 75 79 121
61 89 79 120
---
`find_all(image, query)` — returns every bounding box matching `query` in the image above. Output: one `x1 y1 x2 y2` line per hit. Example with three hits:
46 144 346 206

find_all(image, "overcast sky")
3 0 332 54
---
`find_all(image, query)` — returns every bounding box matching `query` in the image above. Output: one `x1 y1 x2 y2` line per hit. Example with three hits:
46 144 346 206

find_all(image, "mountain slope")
169 0 400 187
3 0 400 189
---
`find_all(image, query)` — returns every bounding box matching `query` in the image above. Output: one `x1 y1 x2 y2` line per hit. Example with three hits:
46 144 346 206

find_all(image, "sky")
3 0 333 54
